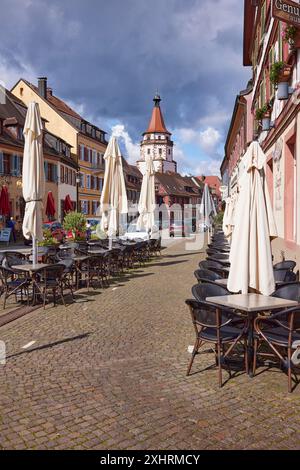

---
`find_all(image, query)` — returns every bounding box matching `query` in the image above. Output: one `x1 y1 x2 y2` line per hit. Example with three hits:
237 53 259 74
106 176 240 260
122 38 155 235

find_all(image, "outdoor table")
87 249 109 254
12 263 53 305
206 293 298 377
12 263 51 274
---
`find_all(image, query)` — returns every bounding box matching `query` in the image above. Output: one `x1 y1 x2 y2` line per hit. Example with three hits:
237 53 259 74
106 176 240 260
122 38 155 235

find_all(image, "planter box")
262 116 271 131
277 82 289 100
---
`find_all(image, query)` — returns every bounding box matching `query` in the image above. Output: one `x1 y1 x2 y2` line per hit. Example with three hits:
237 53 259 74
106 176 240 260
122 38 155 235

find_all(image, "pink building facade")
222 0 300 269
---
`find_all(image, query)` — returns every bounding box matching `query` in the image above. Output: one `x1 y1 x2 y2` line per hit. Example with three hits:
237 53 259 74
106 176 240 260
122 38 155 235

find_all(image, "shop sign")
272 0 300 27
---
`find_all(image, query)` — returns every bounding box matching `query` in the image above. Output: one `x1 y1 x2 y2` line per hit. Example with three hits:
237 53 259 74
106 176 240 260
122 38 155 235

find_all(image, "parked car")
121 222 149 241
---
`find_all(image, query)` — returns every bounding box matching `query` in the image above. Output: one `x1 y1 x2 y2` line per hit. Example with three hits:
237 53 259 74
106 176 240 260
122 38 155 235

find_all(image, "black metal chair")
3 251 27 270
271 282 300 302
0 266 30 308
186 298 248 386
199 260 228 278
199 260 223 270
273 269 297 285
254 306 300 392
194 269 222 283
192 282 230 302
32 264 67 309
274 261 296 272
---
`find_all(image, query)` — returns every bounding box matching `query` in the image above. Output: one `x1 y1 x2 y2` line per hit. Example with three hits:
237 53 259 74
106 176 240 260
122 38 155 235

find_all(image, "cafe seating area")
186 229 300 393
0 237 161 310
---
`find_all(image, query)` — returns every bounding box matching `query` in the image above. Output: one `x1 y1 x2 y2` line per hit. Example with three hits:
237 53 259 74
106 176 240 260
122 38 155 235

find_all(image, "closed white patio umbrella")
200 183 216 241
22 102 45 265
137 155 156 233
227 141 277 296
200 183 216 226
100 136 128 241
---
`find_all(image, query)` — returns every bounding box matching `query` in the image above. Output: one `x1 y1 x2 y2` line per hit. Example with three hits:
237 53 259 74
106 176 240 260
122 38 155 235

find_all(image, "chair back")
185 298 237 329
3 251 27 268
274 260 296 271
192 282 229 301
194 269 221 282
34 264 65 285
199 260 223 270
272 282 300 303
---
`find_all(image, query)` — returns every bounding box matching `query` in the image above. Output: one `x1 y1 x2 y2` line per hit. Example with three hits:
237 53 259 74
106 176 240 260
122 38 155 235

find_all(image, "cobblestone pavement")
0 240 300 450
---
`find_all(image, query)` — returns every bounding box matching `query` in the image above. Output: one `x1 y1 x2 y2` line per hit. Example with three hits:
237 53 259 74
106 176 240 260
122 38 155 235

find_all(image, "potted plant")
270 61 292 100
38 228 60 247
255 102 272 131
282 25 299 51
63 211 87 242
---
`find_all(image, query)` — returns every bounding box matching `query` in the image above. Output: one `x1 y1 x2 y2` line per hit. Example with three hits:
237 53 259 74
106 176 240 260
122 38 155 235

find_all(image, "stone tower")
137 94 177 175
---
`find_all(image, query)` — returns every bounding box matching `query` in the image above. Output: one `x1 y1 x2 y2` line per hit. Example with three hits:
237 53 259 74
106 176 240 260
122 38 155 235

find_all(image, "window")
11 155 22 176
278 23 283 61
60 165 65 183
260 1 266 39
44 162 58 182
92 200 99 215
81 200 89 215
269 45 275 98
92 150 97 166
86 175 91 189
80 145 84 161
93 176 98 190
0 152 3 174
99 178 104 192
79 173 84 188
159 148 162 155
147 149 151 155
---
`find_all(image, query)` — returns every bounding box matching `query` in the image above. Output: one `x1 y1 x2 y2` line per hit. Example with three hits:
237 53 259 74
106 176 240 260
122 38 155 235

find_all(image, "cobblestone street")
0 240 300 450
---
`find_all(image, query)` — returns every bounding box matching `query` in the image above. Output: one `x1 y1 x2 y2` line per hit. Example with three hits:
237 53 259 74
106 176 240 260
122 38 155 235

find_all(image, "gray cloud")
0 0 250 155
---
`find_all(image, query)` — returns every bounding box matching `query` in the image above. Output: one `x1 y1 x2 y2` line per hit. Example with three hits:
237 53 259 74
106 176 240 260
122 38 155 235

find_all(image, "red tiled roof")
197 175 221 197
145 101 170 135
25 81 82 120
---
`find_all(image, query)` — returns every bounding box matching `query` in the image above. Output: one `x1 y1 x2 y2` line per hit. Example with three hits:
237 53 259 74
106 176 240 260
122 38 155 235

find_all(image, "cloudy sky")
0 0 250 176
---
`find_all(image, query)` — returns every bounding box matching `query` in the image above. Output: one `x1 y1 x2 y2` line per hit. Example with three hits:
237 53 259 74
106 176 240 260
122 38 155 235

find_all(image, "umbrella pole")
109 236 112 250
32 235 38 265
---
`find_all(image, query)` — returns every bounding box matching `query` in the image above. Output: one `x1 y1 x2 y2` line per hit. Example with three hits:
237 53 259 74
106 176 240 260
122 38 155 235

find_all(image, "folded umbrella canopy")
222 190 238 241
0 186 10 216
227 141 277 296
45 191 56 220
100 136 128 237
200 183 217 228
64 194 73 214
22 102 45 264
137 155 156 233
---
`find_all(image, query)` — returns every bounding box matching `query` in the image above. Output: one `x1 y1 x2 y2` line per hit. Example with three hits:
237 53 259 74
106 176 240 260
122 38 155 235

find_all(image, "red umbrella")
0 186 10 216
64 194 73 214
45 191 56 220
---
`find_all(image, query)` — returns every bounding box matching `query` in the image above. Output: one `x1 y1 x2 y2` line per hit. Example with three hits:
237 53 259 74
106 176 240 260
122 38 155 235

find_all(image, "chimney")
38 77 47 99
47 87 53 96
